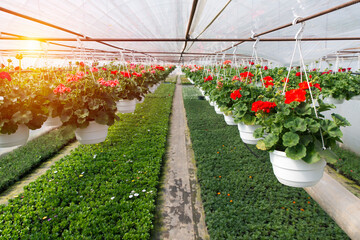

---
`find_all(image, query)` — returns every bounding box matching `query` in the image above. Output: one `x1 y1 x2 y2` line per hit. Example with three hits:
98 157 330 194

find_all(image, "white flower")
0 96 3 101
93 154 97 159
134 193 139 197
131 190 135 194
149 190 153 193
54 171 58 174
81 172 85 174
110 196 115 200
142 189 146 192
148 129 151 132
129 195 133 198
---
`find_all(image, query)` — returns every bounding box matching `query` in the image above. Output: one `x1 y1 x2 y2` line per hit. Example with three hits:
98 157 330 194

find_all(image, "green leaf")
256 139 267 150
263 133 279 149
300 134 313 146
284 117 307 132
282 132 299 147
285 144 306 160
74 109 89 118
302 143 321 164
61 109 73 122
305 118 320 133
95 111 109 125
12 111 32 124
242 115 256 125
253 127 265 138
322 120 343 138
331 113 351 127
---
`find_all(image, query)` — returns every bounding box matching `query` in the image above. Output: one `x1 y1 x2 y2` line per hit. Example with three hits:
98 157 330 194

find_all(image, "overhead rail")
180 0 199 62
217 0 360 53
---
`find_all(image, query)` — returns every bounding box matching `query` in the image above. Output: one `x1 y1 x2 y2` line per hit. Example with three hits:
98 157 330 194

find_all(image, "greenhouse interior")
1 0 360 239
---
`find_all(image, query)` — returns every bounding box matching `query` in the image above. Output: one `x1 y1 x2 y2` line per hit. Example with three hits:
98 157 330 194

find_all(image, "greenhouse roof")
0 0 360 64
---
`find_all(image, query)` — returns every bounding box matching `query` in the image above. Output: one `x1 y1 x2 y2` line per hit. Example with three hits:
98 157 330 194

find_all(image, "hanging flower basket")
137 97 145 104
209 101 215 106
0 124 29 148
204 95 210 101
43 116 62 127
223 114 237 125
116 99 137 113
75 121 109 145
214 104 223 114
269 150 326 188
238 123 263 144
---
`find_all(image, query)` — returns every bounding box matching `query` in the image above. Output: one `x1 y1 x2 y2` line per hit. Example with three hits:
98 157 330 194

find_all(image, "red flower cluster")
284 89 306 104
14 66 21 71
67 71 85 83
102 68 107 71
230 88 242 100
249 61 254 65
314 83 322 91
232 75 240 81
262 76 274 88
251 100 276 113
204 75 213 82
133 72 142 77
53 84 71 94
0 64 5 68
120 71 131 78
240 72 254 80
298 81 312 90
90 67 98 72
295 72 302 77
79 62 85 67
263 66 268 70
338 68 346 72
281 77 289 83
223 60 232 65
98 78 119 87
216 81 223 89
111 70 118 75
155 66 165 71
321 70 332 75
0 71 11 81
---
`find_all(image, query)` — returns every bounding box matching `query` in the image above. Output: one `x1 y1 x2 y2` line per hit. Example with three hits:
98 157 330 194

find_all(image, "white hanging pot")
351 95 360 101
223 114 237 125
116 99 137 113
75 121 109 145
187 78 194 84
137 97 145 104
209 101 215 106
269 150 326 188
204 95 210 101
237 123 263 144
44 116 62 127
324 97 344 104
0 124 30 148
214 104 223 115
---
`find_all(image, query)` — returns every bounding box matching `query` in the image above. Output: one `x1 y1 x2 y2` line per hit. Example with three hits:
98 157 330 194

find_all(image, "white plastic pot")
75 121 109 145
269 150 326 188
44 116 62 127
116 99 137 113
237 123 263 144
204 95 210 101
214 104 223 115
324 97 344 104
0 124 29 148
351 95 360 101
137 97 145 104
223 114 237 125
187 78 194 84
209 101 215 106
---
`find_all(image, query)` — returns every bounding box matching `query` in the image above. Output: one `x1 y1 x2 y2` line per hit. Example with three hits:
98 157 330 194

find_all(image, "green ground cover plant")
0 126 75 193
0 83 175 239
183 86 348 239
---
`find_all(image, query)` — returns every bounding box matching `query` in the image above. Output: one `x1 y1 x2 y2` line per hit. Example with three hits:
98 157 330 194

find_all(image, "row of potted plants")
183 62 355 188
0 62 174 147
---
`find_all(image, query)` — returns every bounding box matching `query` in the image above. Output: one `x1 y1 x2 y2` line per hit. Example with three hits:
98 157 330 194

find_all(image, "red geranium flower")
79 62 85 67
314 83 322 91
0 64 5 68
232 76 240 81
298 81 312 90
263 66 268 70
223 60 232 65
295 72 302 77
262 76 274 88
240 72 254 80
133 72 142 77
111 70 118 75
204 75 213 82
251 101 276 113
249 61 254 65
120 71 132 78
347 68 352 71
14 66 21 71
284 89 306 104
53 84 71 94
0 71 11 81
230 88 242 100
282 78 289 83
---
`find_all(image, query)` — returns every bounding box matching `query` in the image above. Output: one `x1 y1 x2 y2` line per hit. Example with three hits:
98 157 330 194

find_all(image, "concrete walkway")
153 75 209 240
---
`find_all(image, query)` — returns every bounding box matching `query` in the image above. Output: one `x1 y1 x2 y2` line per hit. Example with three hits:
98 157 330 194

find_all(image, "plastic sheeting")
0 0 360 64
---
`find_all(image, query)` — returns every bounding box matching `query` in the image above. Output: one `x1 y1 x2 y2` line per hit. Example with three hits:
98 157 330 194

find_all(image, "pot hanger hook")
293 17 305 40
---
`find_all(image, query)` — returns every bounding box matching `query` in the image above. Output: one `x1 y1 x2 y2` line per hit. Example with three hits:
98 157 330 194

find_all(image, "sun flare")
24 40 40 51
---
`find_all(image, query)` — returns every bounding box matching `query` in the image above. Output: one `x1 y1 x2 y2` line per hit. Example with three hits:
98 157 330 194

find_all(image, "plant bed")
0 84 175 239
182 86 348 239
0 126 75 193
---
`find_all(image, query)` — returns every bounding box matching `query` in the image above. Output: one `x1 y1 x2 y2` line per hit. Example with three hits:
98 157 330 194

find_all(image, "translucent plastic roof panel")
0 0 359 64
